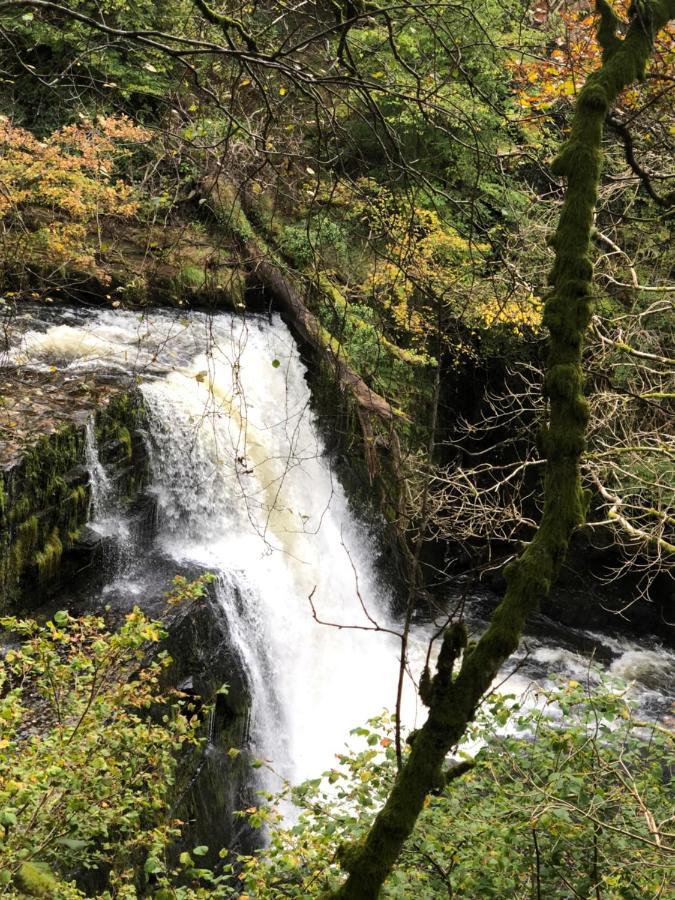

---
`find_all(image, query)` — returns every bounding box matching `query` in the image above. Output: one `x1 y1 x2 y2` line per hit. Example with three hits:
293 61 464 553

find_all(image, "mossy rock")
0 390 148 611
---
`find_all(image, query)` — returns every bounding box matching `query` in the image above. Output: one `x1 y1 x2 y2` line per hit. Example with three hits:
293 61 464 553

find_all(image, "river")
5 303 674 787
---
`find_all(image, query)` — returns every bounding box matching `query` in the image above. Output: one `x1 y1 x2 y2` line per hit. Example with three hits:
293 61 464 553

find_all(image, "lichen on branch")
329 2 675 897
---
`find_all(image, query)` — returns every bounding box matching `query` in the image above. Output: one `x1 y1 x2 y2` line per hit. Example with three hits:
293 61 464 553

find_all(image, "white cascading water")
84 418 133 557
11 308 416 783
139 315 409 781
8 305 674 785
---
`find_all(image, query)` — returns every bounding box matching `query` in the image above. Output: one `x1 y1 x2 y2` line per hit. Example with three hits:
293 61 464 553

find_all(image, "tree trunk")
243 240 396 425
329 3 675 897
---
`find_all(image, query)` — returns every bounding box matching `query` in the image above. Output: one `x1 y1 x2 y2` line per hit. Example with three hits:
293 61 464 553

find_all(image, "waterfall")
9 306 411 781
9 305 673 787
85 418 115 518
84 418 132 558
138 314 404 782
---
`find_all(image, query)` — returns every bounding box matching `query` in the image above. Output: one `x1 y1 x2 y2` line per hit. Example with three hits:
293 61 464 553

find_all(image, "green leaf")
551 807 571 822
53 610 69 626
144 857 163 874
193 845 208 856
57 837 88 850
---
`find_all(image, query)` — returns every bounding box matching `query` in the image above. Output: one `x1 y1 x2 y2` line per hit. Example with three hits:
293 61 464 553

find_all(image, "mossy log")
329 3 675 897
202 176 400 480
243 240 397 426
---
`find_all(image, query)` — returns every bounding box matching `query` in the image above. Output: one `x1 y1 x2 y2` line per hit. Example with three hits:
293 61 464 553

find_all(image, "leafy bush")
240 682 674 898
0 603 231 898
279 219 351 271
2 610 671 900
0 116 149 288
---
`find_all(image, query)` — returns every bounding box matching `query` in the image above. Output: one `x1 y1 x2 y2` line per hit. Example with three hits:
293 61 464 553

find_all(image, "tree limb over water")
329 3 675 896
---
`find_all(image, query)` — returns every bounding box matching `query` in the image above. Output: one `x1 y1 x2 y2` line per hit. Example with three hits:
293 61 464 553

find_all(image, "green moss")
1 390 146 609
118 426 133 461
209 181 254 241
18 515 39 546
96 393 144 459
9 495 31 523
3 461 64 599
180 264 207 289
69 484 87 508
597 0 622 59
67 526 83 544
15 861 61 898
8 515 40 578
34 528 63 582
62 484 90 547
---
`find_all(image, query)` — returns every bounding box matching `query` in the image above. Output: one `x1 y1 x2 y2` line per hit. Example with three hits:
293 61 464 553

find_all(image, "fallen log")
201 175 402 479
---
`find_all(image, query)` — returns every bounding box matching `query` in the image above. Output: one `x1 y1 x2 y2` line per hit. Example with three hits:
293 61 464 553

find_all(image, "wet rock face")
0 389 148 611
60 555 257 869
481 530 674 647
543 569 674 648
540 529 674 646
0 334 256 865
159 580 256 862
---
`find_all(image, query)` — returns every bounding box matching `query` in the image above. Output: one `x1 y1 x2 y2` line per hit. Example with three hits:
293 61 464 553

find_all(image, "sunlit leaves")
238 685 673 897
0 116 149 283
511 2 675 114
0 606 219 896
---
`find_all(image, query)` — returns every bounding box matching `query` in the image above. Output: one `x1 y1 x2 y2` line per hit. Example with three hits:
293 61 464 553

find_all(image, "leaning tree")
330 2 675 896
0 2 672 897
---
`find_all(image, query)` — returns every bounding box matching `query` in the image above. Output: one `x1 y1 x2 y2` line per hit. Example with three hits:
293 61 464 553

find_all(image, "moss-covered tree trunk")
330 3 675 897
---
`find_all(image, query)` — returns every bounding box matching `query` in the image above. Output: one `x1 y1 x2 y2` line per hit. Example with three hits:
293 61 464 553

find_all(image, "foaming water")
610 648 675 693
139 318 407 782
14 308 405 782
10 306 673 784
84 419 132 551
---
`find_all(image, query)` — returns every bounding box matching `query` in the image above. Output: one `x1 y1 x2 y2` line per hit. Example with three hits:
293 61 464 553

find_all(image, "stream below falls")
4 304 674 791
